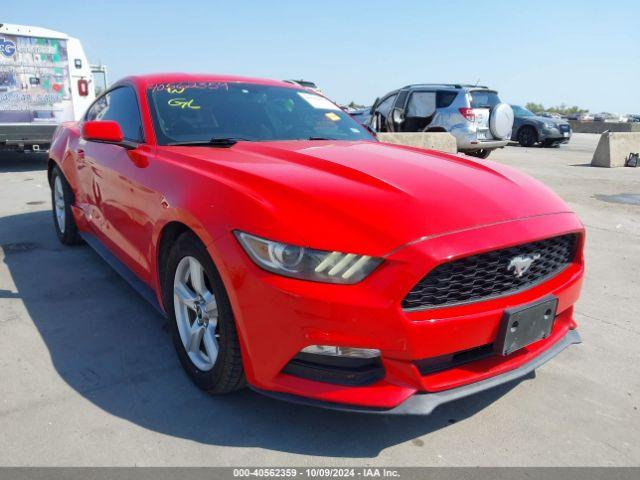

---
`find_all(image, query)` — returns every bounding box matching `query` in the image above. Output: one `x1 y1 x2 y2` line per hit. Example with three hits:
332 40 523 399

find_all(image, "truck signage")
0 34 73 124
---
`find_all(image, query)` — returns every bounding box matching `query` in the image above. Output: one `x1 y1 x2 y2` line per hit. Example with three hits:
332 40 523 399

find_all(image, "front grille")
402 234 578 310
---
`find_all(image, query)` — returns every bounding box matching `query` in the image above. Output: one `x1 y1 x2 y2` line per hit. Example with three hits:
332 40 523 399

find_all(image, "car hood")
164 140 573 255
527 115 569 126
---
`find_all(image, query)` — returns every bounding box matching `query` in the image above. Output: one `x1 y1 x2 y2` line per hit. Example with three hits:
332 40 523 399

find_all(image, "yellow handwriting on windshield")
168 98 201 109
166 86 185 94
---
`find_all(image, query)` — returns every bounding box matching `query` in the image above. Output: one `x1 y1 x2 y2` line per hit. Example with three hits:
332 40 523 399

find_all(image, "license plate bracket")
495 297 558 356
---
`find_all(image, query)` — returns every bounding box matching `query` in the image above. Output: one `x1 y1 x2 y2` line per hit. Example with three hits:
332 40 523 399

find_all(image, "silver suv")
369 84 514 158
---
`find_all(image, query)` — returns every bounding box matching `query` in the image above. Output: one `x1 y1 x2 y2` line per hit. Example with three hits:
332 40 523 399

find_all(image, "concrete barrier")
570 121 640 134
377 132 457 153
591 131 640 167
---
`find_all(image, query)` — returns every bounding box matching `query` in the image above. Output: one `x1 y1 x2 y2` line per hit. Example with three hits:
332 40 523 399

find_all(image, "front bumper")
210 212 584 411
540 128 572 143
251 329 581 414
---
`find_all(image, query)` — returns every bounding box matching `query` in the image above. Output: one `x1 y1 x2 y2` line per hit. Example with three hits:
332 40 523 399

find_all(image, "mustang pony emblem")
507 253 541 278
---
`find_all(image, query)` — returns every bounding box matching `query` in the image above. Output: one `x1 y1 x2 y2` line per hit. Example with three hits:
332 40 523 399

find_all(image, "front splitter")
249 329 582 415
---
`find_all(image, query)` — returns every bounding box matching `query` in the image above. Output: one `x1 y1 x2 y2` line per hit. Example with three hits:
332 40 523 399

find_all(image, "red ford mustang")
48 74 584 414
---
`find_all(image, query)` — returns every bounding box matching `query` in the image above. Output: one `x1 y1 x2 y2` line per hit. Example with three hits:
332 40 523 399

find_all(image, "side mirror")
82 120 137 149
392 108 405 124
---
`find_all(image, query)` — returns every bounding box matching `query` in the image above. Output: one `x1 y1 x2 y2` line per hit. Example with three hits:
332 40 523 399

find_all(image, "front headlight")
234 231 383 284
544 122 557 129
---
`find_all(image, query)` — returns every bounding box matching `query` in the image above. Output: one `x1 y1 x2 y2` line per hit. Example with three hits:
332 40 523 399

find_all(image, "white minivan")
0 23 96 152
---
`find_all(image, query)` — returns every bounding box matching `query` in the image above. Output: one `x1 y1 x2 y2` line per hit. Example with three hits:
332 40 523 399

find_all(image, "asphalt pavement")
0 134 638 466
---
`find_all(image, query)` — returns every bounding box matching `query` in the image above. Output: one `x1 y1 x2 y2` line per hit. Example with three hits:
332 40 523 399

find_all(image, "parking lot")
0 133 638 466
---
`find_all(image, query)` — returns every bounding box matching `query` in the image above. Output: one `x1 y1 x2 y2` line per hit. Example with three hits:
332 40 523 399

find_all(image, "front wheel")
164 232 245 394
50 165 82 245
518 126 538 147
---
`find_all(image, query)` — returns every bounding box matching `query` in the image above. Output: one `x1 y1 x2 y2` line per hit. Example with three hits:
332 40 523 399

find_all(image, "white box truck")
0 23 96 152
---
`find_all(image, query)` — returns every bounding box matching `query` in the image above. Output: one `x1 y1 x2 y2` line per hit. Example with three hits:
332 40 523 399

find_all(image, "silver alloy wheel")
173 256 220 371
54 176 66 233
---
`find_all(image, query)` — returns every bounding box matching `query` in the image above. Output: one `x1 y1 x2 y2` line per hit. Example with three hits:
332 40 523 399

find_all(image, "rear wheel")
518 126 538 147
466 149 491 159
164 232 245 394
50 165 82 245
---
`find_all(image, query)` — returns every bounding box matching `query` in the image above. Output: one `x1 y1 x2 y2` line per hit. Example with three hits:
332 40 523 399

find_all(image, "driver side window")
85 96 108 121
85 87 144 142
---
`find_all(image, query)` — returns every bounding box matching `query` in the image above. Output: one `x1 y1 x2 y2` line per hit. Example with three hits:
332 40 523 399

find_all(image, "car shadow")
0 209 525 458
0 152 48 173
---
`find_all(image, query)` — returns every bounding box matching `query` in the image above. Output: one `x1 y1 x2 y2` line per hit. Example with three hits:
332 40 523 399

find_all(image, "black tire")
518 126 538 147
466 149 491 159
50 165 82 245
163 231 245 394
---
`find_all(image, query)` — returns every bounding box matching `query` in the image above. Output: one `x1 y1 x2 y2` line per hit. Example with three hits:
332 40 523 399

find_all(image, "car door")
80 86 157 283
388 90 409 132
371 93 397 132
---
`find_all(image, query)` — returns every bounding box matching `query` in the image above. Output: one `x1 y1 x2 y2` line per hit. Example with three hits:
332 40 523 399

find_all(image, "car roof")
114 73 299 90
402 83 492 90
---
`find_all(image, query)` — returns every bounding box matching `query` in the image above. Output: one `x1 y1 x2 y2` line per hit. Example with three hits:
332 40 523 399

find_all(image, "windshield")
147 82 373 145
511 105 535 117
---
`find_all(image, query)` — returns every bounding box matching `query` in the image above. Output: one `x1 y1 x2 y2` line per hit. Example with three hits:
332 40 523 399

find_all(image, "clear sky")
6 0 640 113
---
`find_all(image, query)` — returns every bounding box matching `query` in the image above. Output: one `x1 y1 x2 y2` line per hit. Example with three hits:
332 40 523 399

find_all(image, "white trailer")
0 22 96 152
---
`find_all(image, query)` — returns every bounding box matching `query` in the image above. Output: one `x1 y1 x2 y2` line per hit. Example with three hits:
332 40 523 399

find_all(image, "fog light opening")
300 345 381 359
283 345 385 386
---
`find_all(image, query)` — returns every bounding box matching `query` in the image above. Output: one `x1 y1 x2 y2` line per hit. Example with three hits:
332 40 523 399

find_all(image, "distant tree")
525 102 588 116
525 102 545 113
348 101 366 109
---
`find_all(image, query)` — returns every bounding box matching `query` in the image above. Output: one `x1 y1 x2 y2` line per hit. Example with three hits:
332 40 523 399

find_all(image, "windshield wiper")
167 137 248 147
308 136 338 141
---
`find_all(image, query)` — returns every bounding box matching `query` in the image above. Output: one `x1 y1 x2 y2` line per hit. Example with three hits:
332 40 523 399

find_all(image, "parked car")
368 84 514 159
48 73 585 414
577 113 593 121
348 107 372 126
593 113 612 122
511 105 572 147
0 23 96 153
283 79 322 95
626 114 640 123
566 113 592 121
538 112 562 119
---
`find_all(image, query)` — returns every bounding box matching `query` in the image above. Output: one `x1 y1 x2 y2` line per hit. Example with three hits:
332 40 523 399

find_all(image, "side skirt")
80 232 167 317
